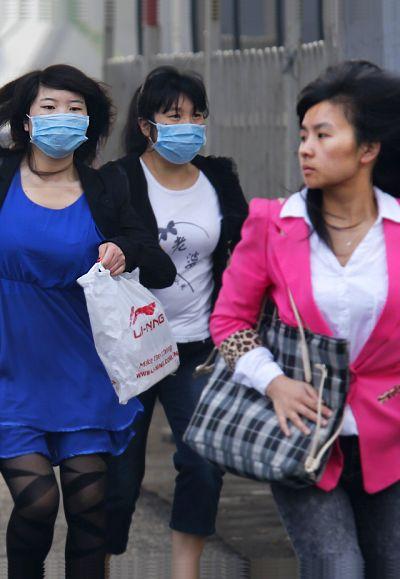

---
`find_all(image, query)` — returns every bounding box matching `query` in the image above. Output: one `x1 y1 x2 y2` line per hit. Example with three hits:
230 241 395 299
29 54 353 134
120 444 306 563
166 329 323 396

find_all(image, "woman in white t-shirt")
102 66 248 579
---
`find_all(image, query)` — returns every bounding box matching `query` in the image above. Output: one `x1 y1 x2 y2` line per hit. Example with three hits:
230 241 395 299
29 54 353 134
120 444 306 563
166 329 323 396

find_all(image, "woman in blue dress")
0 64 176 579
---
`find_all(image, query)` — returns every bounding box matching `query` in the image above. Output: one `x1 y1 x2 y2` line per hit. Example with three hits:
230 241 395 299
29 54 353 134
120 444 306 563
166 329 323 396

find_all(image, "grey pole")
113 0 139 58
203 0 220 154
381 0 400 72
204 0 212 154
143 0 160 74
283 0 301 193
322 0 343 64
103 0 114 81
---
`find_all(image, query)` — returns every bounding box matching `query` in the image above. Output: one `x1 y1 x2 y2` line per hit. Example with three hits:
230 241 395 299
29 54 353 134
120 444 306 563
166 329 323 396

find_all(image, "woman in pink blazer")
210 60 400 578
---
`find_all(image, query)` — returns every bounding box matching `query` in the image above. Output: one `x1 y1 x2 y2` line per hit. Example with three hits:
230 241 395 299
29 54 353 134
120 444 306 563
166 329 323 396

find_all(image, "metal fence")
104 41 327 199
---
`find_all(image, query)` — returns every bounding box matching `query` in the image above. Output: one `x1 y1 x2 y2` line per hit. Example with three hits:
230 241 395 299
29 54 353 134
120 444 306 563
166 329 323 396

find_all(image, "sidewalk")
0 474 247 579
141 402 297 579
0 402 297 578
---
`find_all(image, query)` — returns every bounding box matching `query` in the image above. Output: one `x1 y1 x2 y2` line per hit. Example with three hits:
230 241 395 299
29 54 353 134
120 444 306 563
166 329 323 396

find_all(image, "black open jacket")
0 150 176 288
101 153 248 303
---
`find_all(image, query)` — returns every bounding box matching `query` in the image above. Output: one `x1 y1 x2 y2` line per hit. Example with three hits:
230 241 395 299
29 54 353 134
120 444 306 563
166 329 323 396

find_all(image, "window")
301 0 323 43
220 0 279 49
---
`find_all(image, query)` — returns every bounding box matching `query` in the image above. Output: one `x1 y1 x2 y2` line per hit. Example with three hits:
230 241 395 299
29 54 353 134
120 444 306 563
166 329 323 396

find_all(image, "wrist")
264 372 285 397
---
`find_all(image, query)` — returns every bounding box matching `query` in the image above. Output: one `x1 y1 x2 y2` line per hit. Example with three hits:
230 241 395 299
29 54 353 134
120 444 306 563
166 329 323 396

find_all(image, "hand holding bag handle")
285 289 344 475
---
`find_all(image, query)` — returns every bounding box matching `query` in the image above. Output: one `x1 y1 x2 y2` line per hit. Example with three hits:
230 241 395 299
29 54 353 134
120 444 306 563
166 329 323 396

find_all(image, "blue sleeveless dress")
0 171 142 464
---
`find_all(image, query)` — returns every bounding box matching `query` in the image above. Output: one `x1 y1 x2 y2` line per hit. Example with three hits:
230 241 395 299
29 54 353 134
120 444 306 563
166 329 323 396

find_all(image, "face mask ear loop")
146 119 158 148
25 114 32 136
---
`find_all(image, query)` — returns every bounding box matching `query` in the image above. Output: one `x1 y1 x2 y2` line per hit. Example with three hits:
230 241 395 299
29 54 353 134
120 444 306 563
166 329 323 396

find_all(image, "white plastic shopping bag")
77 263 180 404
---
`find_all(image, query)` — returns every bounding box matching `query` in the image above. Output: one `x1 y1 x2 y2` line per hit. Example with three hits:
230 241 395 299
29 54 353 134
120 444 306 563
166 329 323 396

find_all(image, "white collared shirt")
233 188 400 435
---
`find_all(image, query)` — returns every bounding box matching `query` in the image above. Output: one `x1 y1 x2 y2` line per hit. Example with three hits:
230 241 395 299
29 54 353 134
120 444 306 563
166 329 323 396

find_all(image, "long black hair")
0 64 113 164
297 60 400 244
123 65 209 155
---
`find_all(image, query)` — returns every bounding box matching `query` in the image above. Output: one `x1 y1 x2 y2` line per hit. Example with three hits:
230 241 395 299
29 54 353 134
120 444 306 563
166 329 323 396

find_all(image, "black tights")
0 453 107 579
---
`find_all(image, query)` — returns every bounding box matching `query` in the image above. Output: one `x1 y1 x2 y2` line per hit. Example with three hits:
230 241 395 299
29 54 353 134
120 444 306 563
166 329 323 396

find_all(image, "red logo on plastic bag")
130 302 165 339
130 302 157 326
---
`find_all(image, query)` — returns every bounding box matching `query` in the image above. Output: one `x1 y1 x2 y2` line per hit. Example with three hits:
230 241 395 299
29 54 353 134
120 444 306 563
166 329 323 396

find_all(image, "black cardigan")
101 153 248 303
0 150 176 288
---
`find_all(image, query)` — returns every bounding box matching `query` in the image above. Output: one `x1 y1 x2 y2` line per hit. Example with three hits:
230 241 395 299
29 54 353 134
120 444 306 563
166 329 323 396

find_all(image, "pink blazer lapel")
353 218 400 370
270 214 333 336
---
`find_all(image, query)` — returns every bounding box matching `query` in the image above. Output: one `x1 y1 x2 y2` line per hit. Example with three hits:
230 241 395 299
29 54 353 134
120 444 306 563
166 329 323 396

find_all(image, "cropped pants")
105 338 223 554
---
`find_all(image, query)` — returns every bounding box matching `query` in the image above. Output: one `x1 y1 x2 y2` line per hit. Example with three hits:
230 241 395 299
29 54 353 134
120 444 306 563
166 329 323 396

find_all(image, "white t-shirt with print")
141 159 221 342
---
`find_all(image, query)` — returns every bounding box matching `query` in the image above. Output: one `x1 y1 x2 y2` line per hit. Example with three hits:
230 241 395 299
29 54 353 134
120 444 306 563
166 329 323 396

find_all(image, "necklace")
326 219 374 252
324 219 364 231
325 218 370 247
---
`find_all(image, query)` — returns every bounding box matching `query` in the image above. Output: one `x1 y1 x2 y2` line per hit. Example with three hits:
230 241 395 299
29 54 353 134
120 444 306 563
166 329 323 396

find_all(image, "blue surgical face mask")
149 121 206 164
28 113 89 159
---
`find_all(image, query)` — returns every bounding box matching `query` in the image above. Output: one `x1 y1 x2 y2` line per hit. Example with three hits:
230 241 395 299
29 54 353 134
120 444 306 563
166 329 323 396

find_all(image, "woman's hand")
98 242 126 276
267 375 332 437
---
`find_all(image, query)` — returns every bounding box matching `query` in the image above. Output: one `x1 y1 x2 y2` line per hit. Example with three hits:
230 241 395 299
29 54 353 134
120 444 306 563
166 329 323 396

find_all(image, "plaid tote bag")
184 294 350 487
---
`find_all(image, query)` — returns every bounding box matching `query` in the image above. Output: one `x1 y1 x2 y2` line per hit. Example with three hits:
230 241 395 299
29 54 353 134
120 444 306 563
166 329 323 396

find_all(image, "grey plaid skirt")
184 317 350 487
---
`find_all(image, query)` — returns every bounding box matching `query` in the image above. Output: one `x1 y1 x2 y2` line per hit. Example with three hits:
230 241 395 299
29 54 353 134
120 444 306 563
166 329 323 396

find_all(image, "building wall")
108 1 324 58
104 0 400 196
0 0 104 85
340 0 400 73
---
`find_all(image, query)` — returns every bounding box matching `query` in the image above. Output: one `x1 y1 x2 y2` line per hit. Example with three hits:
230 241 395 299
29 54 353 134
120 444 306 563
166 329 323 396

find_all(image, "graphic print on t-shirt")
141 158 221 341
158 219 210 292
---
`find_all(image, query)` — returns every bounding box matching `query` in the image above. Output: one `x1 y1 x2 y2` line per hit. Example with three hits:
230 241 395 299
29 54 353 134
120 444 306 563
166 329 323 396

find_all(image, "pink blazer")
210 198 400 493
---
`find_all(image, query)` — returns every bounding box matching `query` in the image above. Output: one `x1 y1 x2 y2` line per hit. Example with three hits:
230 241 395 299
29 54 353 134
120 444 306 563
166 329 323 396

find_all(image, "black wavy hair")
297 60 400 244
0 64 113 164
123 65 209 155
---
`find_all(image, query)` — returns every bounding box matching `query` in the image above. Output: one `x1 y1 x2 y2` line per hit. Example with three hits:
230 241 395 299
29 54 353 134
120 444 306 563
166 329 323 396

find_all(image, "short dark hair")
123 66 209 155
0 64 113 164
296 60 400 244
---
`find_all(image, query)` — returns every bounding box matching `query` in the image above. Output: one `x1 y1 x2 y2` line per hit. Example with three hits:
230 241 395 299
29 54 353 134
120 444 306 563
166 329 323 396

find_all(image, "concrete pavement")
141 402 297 579
0 402 297 578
